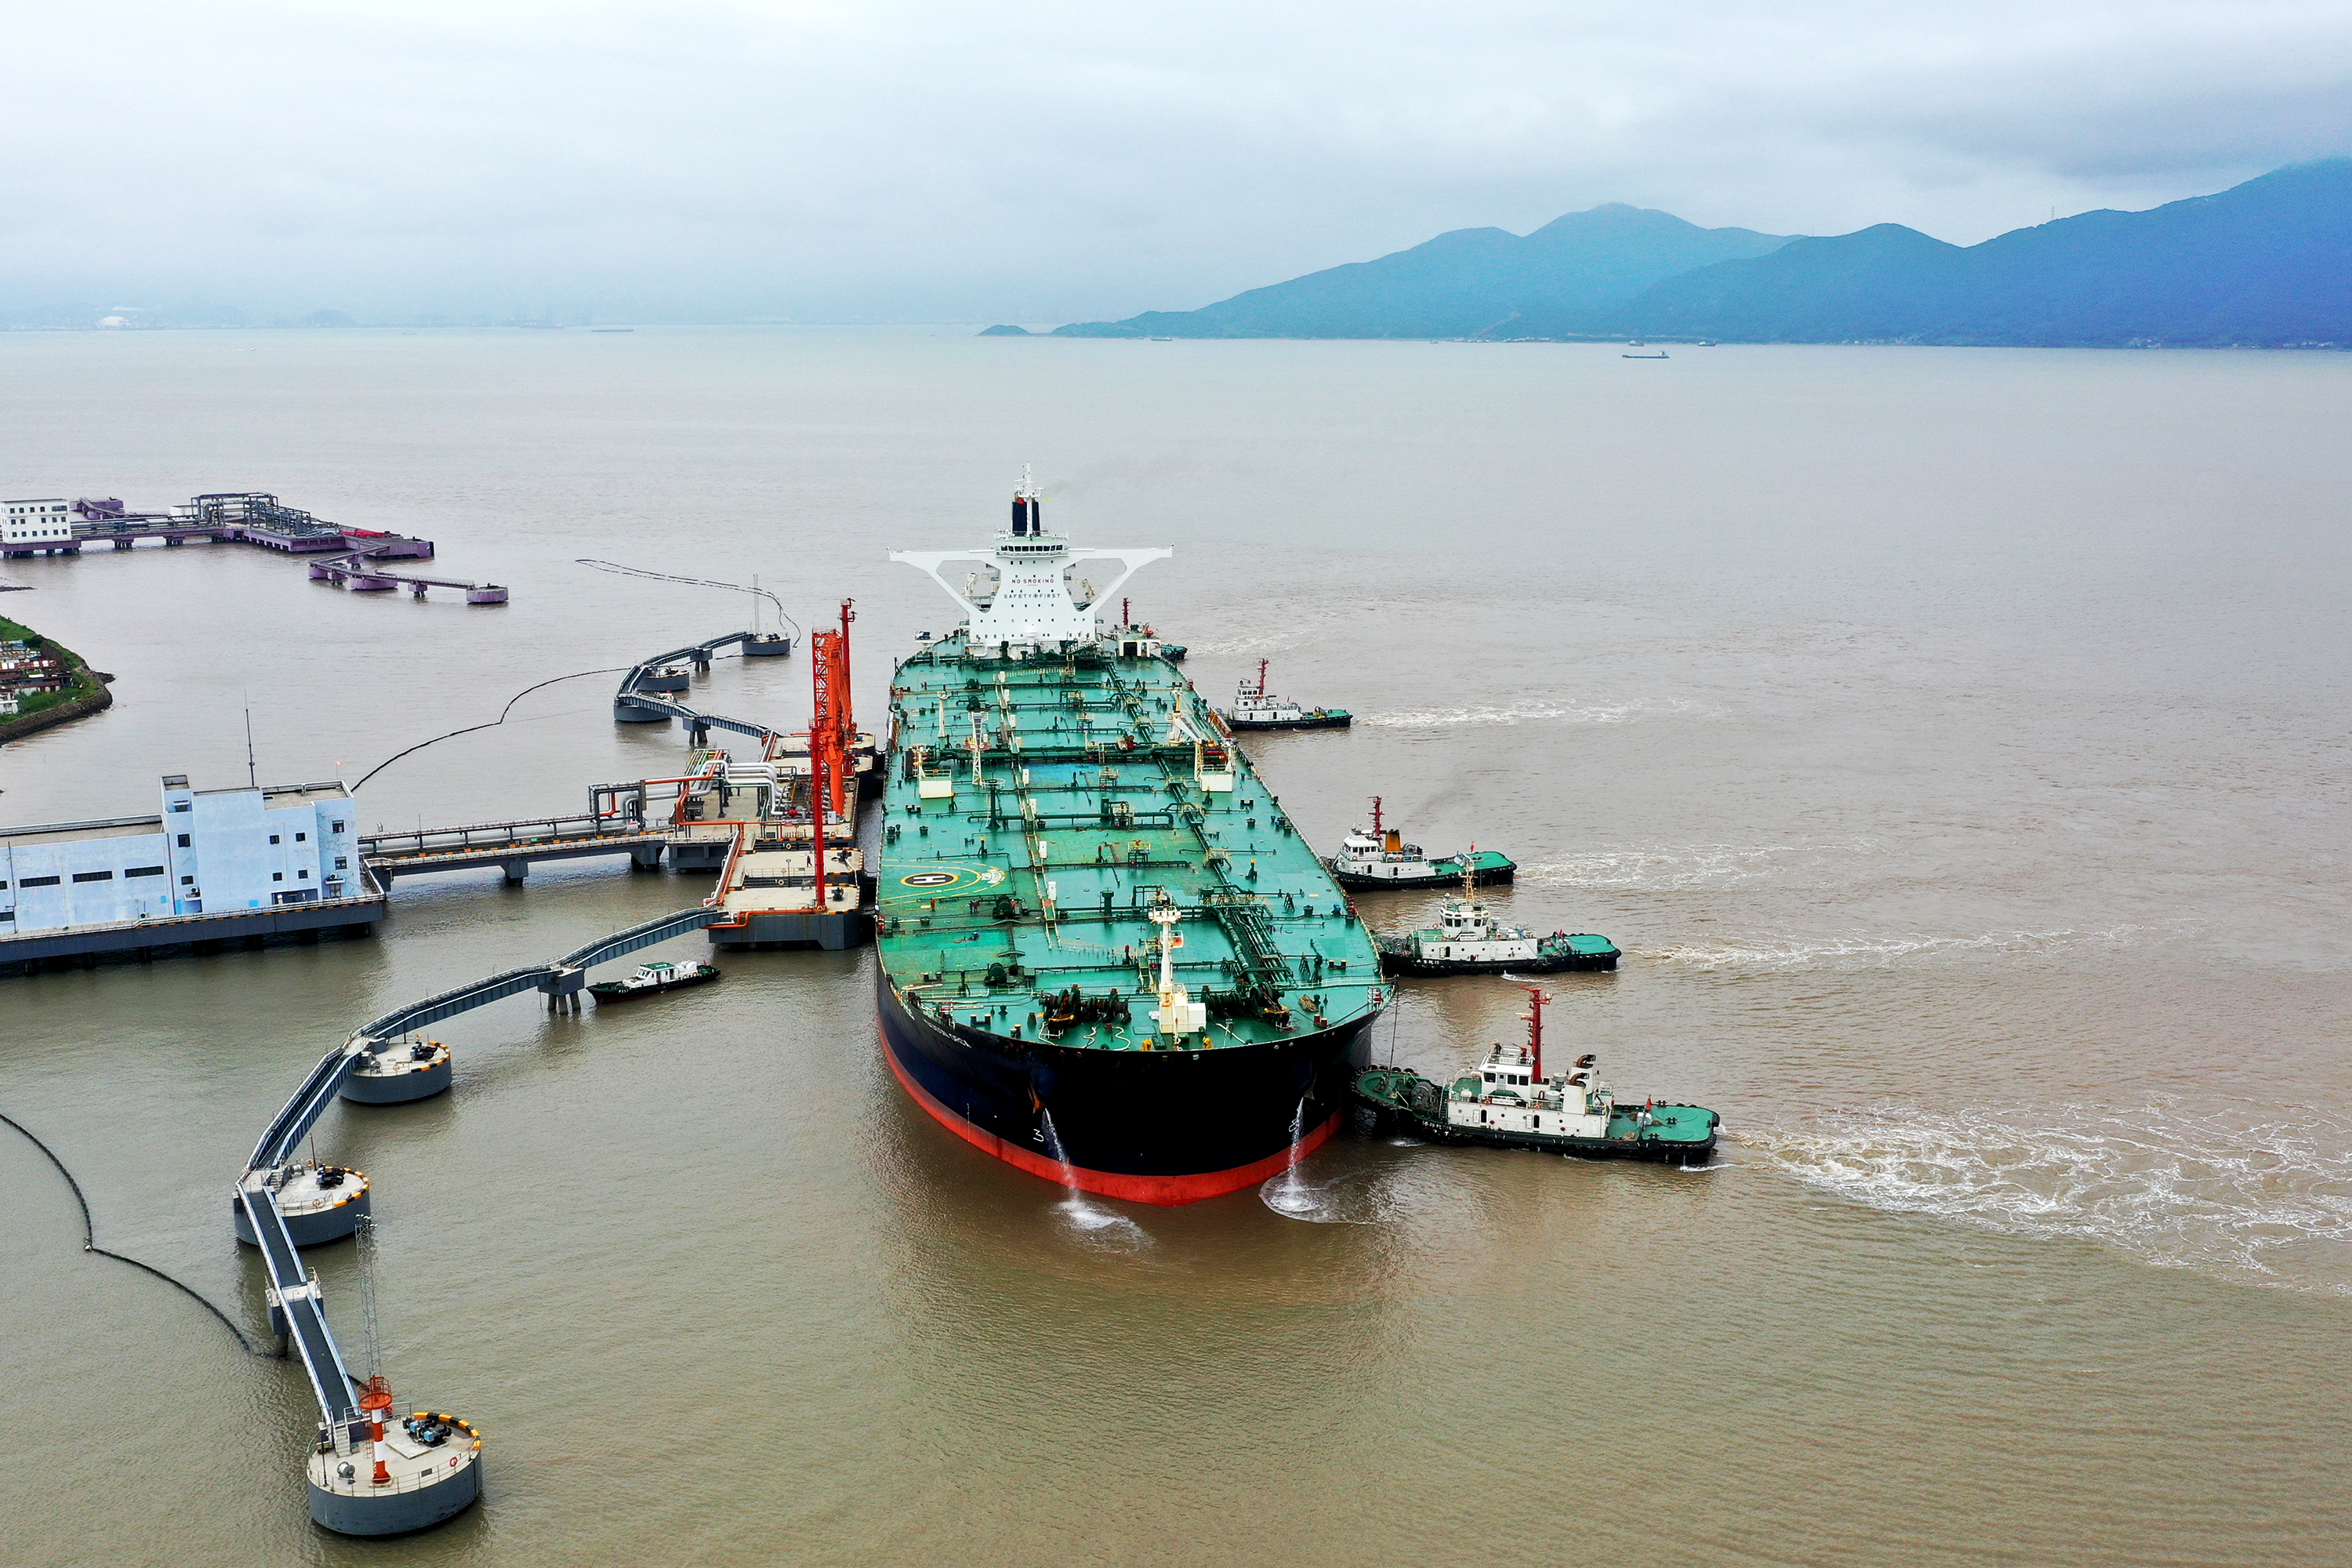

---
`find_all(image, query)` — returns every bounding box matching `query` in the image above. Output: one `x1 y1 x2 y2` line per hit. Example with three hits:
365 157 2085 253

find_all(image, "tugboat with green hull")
1326 798 1515 889
1374 858 1618 975
1220 659 1350 731
1356 989 1716 1164
878 474 1388 1205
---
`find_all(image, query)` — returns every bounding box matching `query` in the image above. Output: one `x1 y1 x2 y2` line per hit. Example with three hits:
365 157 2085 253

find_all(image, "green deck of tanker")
879 637 1384 1048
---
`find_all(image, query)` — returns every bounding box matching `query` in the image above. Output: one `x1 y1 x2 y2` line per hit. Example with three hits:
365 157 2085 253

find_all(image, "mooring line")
0 1109 284 1359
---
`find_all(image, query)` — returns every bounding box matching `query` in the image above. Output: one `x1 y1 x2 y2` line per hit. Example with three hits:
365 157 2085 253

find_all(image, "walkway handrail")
238 1182 355 1421
553 907 724 971
360 813 638 852
249 1045 368 1171
351 965 554 1045
616 631 786 742
234 904 729 1431
619 691 782 742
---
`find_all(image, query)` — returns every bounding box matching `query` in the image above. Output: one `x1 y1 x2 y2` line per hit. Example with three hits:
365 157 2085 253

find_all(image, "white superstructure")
889 470 1171 654
1406 895 1542 965
1445 1044 1617 1139
1331 826 1443 881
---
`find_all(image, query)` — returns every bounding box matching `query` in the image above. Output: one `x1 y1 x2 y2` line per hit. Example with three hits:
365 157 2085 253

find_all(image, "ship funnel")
1011 495 1032 535
1383 829 1401 853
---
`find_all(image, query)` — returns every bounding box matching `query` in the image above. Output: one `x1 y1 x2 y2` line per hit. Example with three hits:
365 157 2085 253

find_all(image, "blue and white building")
2 775 383 963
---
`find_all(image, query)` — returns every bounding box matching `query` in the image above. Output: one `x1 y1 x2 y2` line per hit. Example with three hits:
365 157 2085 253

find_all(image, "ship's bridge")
887 478 1170 653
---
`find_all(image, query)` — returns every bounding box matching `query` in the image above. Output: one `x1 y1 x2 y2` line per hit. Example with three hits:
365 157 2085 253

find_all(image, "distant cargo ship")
877 476 1387 1203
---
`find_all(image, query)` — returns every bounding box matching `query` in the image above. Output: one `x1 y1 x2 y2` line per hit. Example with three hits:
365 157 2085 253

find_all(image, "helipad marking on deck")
898 863 1002 893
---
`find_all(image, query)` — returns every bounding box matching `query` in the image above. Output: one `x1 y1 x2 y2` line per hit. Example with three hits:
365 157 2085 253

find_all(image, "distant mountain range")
1048 205 1788 339
1033 160 2352 347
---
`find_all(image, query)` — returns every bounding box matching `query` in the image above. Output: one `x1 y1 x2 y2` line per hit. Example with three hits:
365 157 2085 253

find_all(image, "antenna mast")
354 1211 385 1381
1522 987 1552 1078
244 701 258 789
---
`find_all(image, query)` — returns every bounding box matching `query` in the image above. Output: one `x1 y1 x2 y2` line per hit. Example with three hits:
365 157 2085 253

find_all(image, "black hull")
877 974 1374 1204
1331 865 1518 891
1377 949 1617 976
588 971 719 1002
1225 714 1352 731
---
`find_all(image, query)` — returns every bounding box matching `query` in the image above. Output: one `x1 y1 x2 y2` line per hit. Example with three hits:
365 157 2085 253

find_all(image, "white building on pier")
2 775 365 935
3 498 76 554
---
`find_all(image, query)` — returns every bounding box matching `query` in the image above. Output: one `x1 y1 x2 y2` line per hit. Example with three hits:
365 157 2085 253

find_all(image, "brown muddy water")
2 328 2348 1566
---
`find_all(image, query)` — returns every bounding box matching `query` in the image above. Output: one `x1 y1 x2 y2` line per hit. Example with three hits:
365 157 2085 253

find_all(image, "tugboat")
1112 597 1182 661
1373 858 1617 975
589 959 721 1003
1325 797 1514 889
1354 989 1716 1163
1220 659 1350 731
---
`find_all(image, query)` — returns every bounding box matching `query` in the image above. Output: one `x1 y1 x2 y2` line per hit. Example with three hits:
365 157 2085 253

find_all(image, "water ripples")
1635 922 2194 969
1364 696 1705 730
1519 838 1885 891
1748 1099 2352 1292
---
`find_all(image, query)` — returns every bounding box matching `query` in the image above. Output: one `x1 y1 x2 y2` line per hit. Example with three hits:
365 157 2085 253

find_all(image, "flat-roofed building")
2 499 76 554
2 775 383 968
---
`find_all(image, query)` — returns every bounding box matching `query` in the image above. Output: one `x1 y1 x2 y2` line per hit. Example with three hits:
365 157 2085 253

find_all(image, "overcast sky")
6 1 2349 323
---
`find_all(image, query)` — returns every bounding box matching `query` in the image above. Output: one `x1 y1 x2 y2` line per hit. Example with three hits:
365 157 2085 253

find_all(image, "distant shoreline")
2 321 2342 350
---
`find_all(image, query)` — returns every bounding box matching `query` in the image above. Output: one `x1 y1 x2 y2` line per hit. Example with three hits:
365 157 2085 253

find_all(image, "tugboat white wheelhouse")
876 475 1388 1203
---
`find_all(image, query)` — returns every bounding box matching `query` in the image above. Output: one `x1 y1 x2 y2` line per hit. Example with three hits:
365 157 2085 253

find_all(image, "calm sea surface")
2 328 2348 1566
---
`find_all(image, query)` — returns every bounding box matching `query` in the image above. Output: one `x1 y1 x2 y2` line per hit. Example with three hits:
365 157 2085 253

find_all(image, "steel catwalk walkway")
233 905 724 1436
613 630 790 743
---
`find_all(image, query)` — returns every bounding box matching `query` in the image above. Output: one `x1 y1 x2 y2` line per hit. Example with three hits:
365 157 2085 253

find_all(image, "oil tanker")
877 477 1386 1203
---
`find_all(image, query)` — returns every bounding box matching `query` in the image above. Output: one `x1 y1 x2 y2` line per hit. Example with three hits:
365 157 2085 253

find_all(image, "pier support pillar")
630 845 664 873
538 967 585 1013
501 859 528 884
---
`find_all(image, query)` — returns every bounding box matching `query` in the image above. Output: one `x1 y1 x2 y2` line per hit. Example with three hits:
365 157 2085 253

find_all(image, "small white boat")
590 960 720 1002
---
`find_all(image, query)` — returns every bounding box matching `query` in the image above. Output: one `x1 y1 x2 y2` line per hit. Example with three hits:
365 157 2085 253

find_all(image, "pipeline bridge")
234 902 723 1536
358 628 811 887
362 811 680 885
612 629 793 744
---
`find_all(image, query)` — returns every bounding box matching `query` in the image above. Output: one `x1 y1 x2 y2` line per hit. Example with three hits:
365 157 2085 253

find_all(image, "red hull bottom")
878 1026 1342 1205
